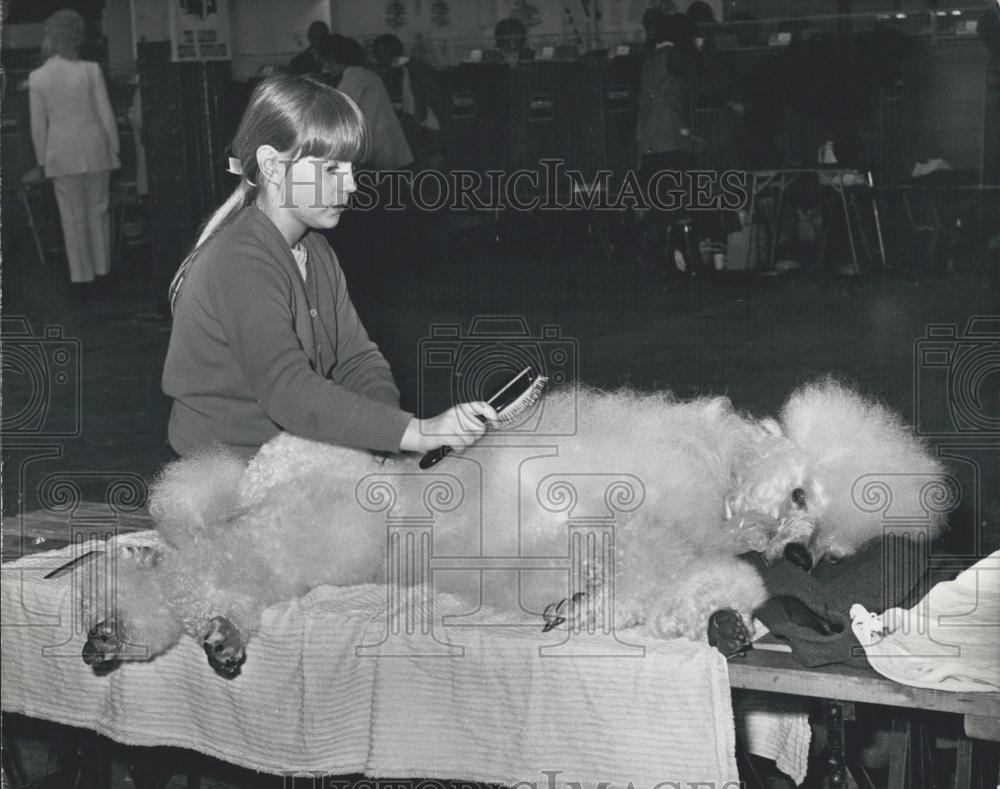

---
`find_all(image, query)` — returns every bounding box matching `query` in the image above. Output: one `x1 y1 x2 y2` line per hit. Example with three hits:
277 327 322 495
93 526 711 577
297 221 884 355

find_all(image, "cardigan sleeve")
207 243 412 452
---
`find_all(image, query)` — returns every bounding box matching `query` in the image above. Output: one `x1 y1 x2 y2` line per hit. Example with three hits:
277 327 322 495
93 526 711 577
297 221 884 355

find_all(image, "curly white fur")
91 379 945 665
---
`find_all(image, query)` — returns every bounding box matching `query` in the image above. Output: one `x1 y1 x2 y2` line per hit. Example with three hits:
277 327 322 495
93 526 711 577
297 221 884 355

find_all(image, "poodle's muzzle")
763 512 819 572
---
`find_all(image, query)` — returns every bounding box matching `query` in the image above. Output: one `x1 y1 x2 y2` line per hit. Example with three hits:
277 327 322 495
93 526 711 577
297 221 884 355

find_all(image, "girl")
162 75 495 458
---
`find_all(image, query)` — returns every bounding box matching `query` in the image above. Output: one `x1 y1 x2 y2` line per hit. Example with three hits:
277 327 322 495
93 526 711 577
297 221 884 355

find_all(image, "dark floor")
3 205 997 516
2 203 998 787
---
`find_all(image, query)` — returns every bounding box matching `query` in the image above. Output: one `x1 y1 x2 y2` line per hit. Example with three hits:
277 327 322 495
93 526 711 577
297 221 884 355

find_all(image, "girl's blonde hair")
42 9 85 60
168 74 369 311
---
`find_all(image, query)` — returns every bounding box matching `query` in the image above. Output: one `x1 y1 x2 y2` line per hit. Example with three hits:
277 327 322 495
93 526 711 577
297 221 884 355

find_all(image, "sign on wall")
169 0 231 62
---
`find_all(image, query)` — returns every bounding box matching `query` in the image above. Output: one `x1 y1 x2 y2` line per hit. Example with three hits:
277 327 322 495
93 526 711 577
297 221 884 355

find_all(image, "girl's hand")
400 401 500 454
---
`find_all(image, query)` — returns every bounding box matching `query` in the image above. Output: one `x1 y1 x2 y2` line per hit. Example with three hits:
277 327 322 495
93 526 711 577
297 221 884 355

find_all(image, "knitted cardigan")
162 206 413 458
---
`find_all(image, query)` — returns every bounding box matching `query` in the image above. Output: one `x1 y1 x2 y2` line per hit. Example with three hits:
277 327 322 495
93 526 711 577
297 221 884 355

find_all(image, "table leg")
819 699 857 789
17 188 48 269
867 174 888 270
744 173 758 271
886 717 911 789
769 175 787 270
836 184 861 275
954 737 973 789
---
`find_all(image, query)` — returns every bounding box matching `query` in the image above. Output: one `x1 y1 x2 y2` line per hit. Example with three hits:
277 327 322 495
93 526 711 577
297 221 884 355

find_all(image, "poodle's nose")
784 542 813 572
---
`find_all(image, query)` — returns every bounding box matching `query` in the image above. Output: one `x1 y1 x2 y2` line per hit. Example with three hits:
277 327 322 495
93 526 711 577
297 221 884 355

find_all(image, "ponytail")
168 181 252 313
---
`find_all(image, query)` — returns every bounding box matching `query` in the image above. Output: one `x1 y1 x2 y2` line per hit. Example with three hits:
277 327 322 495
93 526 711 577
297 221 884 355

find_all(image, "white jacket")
29 56 120 177
336 66 412 171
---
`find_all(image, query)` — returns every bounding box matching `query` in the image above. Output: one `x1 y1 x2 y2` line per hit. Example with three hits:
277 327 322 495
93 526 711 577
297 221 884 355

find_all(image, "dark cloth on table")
741 537 966 669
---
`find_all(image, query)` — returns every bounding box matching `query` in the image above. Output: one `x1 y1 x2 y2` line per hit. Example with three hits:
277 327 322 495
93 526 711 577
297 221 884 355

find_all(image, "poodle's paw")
707 608 752 658
82 618 126 673
117 543 161 569
203 616 246 679
541 592 594 632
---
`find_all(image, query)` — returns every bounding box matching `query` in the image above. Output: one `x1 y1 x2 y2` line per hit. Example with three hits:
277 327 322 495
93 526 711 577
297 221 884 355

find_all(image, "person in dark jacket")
636 14 696 278
494 17 533 64
289 21 330 75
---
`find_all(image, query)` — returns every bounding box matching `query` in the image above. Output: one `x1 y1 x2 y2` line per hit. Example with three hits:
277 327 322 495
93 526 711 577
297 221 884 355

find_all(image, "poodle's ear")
780 379 949 554
149 448 247 545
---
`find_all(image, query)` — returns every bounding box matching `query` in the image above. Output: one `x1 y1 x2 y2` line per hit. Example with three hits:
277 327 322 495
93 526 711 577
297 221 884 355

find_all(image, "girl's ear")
255 145 283 187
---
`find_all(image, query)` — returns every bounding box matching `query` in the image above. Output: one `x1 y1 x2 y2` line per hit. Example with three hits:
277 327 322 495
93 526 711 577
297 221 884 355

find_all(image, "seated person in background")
290 21 330 76
373 34 442 164
494 17 533 64
321 34 412 171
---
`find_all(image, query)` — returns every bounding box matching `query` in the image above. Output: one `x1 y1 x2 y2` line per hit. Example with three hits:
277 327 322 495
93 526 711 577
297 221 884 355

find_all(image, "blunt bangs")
295 86 370 166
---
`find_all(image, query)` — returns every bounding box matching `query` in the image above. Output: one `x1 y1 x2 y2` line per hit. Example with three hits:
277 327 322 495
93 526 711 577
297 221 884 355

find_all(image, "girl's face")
280 156 357 231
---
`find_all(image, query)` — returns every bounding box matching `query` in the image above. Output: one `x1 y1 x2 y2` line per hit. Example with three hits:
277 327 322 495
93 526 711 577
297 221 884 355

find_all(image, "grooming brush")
419 366 548 470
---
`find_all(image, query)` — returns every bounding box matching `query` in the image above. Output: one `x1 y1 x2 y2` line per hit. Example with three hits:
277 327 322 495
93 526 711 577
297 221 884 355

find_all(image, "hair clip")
227 156 243 176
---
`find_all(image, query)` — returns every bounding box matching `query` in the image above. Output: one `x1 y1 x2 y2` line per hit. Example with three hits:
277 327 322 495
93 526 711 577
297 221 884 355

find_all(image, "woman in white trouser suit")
29 9 120 288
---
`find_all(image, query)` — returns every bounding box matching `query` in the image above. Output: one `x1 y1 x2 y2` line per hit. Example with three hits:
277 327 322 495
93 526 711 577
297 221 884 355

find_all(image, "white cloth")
732 691 811 786
29 56 120 177
337 66 413 170
851 551 1000 692
1 533 739 785
52 170 112 282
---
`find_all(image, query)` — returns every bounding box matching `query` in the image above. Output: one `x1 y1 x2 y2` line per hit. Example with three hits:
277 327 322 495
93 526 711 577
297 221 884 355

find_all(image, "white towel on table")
2 533 739 787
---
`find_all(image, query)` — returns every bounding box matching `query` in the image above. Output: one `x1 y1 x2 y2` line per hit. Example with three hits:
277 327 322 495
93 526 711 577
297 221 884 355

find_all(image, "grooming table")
743 168 887 275
728 647 1000 788
1 519 739 787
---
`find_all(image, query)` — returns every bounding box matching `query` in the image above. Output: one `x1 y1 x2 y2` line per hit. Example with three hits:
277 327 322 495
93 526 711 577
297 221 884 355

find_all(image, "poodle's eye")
791 488 807 509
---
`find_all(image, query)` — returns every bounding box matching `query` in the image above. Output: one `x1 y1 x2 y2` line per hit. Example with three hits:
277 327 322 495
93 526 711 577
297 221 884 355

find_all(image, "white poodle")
80 379 946 677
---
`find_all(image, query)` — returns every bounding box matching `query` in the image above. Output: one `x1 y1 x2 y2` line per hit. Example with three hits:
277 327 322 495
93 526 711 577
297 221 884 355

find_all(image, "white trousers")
52 170 111 283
